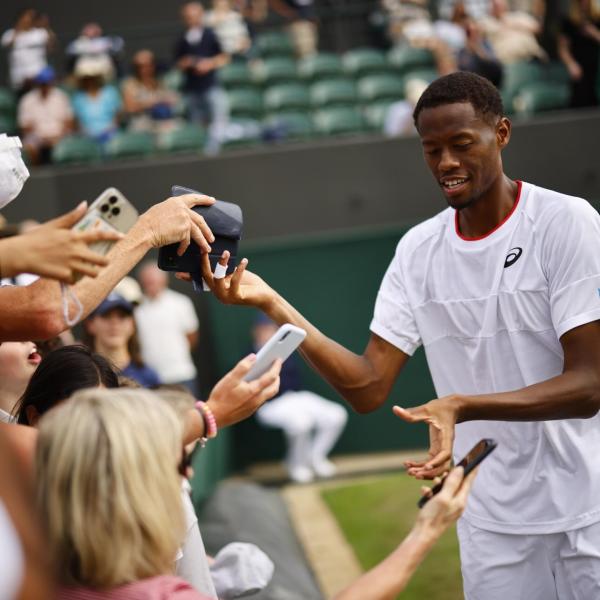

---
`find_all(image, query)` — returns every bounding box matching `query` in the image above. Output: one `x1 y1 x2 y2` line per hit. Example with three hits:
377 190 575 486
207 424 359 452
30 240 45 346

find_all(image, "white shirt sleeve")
179 295 200 334
543 198 600 339
370 238 422 355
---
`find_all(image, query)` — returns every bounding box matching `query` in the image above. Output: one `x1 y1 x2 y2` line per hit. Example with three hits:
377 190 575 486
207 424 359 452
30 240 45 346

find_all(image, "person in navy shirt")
83 293 160 388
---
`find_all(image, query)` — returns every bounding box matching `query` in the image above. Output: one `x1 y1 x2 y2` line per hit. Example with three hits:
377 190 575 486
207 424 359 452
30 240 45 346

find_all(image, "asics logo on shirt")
504 247 523 268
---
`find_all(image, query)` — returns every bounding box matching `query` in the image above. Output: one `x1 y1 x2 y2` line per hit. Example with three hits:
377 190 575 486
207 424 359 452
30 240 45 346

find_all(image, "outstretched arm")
397 321 600 479
193 252 410 413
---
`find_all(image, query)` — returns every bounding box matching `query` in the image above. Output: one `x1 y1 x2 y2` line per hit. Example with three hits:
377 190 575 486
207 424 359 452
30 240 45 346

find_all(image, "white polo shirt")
371 181 600 534
135 289 199 384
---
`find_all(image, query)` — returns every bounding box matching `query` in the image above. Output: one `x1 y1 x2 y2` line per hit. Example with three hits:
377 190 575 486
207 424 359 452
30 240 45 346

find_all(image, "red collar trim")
455 180 522 242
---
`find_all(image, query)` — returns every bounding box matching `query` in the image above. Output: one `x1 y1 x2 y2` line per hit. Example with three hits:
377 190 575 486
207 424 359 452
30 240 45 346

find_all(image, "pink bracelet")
195 401 218 441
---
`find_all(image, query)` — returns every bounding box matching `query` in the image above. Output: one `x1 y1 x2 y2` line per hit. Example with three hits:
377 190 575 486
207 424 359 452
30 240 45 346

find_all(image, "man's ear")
496 116 511 148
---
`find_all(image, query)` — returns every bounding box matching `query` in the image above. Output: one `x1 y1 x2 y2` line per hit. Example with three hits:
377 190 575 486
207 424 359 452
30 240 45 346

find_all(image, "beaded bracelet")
195 401 218 445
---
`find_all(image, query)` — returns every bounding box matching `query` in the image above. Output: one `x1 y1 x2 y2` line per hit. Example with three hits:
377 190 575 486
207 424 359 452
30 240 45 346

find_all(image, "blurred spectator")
1 9 55 94
17 66 74 165
135 262 200 396
250 315 347 483
235 0 269 38
206 0 252 58
66 22 124 75
0 341 40 423
384 77 428 136
438 0 491 20
381 0 433 47
175 1 230 153
71 55 121 143
268 0 319 57
558 0 600 107
122 50 180 133
479 0 547 64
83 293 161 388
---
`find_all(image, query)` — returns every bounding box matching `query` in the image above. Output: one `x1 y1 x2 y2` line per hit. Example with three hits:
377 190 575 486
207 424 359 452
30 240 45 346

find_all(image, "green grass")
321 472 463 600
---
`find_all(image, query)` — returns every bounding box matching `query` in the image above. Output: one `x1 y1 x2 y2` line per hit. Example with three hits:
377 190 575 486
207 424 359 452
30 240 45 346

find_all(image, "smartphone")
243 323 307 382
72 187 139 257
417 438 497 508
157 185 242 276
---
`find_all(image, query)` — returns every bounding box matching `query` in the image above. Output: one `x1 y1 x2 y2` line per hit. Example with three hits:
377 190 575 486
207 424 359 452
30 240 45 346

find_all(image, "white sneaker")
288 465 314 484
312 458 337 478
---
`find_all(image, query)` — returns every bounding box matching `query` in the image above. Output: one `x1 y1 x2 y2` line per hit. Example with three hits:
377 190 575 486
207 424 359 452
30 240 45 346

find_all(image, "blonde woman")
36 388 211 599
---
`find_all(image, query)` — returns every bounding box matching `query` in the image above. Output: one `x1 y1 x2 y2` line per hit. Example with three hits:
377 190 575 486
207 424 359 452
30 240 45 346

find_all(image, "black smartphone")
157 185 243 275
417 438 497 509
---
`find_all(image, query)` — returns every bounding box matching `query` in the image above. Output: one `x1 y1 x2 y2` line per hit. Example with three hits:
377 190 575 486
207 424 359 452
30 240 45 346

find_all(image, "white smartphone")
72 187 139 257
244 323 307 381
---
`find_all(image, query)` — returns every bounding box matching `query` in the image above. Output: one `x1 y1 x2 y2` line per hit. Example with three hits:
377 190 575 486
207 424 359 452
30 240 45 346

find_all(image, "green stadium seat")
255 31 294 58
227 88 263 118
512 82 570 115
310 79 357 108
0 113 17 135
298 53 343 81
264 83 310 112
253 58 298 86
221 118 263 150
219 62 254 89
105 131 155 159
357 74 404 103
313 107 367 136
157 125 205 153
51 136 101 165
0 88 15 115
162 69 183 92
501 61 544 105
264 111 314 140
364 100 395 131
403 68 439 93
342 48 389 78
387 45 435 74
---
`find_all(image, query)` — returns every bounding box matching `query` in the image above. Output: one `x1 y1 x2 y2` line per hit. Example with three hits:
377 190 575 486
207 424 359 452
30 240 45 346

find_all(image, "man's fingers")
175 272 193 282
76 247 110 267
437 466 464 498
230 257 248 289
189 222 211 253
392 405 429 423
200 253 215 287
177 193 216 208
218 250 230 266
69 260 101 278
190 209 215 244
78 229 124 244
177 229 191 256
424 448 453 471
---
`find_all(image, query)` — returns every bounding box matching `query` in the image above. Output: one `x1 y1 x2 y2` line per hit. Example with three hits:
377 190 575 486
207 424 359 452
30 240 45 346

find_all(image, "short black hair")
14 345 119 425
413 71 504 127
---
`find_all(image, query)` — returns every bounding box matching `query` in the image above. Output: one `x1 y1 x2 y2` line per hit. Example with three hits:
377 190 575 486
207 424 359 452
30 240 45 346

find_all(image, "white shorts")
457 518 600 600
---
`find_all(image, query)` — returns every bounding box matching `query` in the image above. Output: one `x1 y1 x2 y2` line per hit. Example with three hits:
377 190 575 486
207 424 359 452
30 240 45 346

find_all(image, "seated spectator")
438 0 491 21
35 388 213 600
175 1 230 154
479 0 547 64
0 341 41 423
17 66 74 165
83 293 161 388
71 55 121 143
268 0 318 57
558 0 600 108
251 315 347 483
234 0 269 38
206 0 252 58
381 0 433 47
121 50 180 133
1 9 55 94
66 22 124 75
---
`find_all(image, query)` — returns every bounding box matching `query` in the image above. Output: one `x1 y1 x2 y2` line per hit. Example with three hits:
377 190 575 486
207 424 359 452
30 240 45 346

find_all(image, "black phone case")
157 186 242 275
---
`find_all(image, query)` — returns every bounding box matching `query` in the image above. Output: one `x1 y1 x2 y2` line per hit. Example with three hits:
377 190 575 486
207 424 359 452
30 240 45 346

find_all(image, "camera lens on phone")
111 207 121 216
100 204 109 213
109 196 118 204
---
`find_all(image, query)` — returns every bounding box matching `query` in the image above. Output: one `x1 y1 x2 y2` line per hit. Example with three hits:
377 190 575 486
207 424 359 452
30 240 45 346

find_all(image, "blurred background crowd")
0 0 597 165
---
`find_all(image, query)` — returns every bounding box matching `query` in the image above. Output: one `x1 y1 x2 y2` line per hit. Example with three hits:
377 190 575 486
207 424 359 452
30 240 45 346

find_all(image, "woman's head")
15 345 119 425
0 342 41 408
36 388 185 587
83 294 144 367
132 49 157 80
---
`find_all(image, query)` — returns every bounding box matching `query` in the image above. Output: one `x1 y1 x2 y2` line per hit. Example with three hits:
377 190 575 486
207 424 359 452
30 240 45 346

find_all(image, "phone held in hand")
72 187 139 257
243 323 307 382
417 438 497 508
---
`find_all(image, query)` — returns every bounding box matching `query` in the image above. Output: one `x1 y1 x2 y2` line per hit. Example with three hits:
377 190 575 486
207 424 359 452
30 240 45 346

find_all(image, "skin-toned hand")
0 201 124 283
393 396 460 479
414 466 477 537
567 61 583 81
205 354 282 428
132 193 216 255
176 250 275 310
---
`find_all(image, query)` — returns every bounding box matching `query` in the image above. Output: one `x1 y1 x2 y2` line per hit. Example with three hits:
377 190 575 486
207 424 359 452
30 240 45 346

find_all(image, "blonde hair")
35 388 185 587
